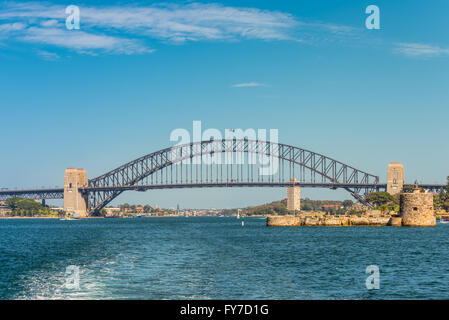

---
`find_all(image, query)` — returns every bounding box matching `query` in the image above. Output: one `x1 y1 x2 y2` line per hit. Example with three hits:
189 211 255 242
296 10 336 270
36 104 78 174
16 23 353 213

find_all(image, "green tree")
342 200 353 209
6 198 20 210
402 185 415 193
301 203 313 211
366 192 397 208
437 176 449 211
434 195 442 211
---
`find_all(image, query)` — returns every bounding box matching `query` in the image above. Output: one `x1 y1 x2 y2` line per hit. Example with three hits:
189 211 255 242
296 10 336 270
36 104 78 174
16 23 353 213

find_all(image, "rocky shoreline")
266 214 396 227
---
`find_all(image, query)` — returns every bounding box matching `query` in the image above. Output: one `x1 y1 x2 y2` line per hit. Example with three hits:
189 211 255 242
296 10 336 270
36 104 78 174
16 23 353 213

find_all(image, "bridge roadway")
0 183 445 201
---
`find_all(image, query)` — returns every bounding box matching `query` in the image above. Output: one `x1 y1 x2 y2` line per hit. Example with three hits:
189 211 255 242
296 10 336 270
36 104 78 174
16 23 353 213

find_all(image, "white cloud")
36 49 59 60
0 22 26 33
40 19 59 27
232 82 267 88
79 3 298 42
0 1 300 55
22 27 153 55
394 43 449 57
0 1 369 57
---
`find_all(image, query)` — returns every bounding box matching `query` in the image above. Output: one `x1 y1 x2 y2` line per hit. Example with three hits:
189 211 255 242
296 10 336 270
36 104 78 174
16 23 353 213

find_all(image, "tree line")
237 198 354 216
3 198 61 217
434 176 449 212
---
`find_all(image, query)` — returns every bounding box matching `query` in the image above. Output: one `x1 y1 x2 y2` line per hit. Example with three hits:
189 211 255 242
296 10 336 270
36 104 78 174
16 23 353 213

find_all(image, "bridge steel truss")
0 188 64 201
84 139 381 215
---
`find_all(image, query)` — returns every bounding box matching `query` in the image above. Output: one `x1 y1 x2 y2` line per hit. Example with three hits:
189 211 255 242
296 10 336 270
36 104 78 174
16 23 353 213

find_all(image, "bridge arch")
85 139 379 214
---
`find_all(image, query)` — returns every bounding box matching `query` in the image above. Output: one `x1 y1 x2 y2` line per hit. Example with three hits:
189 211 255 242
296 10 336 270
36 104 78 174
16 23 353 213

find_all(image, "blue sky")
1 1 448 208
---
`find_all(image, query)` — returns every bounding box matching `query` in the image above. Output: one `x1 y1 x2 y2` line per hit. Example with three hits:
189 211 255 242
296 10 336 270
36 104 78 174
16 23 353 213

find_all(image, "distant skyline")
1 1 448 208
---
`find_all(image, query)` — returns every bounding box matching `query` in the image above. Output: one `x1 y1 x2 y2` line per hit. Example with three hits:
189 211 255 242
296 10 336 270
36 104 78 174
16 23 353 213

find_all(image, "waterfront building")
135 206 144 213
0 204 12 216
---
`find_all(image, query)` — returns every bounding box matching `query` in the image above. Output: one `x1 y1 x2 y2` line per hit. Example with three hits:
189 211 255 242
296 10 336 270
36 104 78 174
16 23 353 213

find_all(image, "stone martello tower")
400 187 435 227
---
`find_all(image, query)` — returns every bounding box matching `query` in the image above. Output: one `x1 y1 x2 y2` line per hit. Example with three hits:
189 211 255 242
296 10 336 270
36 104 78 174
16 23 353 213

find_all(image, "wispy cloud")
36 49 59 60
0 1 302 56
0 21 26 37
394 43 449 58
232 82 267 88
2 2 447 61
22 27 154 55
79 3 298 42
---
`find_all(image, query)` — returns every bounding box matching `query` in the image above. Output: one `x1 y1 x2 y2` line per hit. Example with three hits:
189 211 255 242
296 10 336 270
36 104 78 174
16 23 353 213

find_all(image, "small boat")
439 219 449 224
59 217 75 221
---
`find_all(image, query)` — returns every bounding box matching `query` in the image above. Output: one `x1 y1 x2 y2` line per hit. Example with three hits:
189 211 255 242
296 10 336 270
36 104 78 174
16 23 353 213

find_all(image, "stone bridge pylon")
63 168 88 217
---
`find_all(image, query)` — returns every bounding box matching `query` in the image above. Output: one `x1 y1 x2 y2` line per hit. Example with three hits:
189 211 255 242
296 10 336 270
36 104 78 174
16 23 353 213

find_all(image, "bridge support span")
63 168 88 217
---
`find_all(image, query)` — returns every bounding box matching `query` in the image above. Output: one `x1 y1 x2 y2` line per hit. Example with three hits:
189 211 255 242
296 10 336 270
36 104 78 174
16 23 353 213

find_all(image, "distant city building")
104 207 121 216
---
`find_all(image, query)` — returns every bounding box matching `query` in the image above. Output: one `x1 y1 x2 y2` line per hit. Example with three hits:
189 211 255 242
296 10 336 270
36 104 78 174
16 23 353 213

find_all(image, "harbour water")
1 217 449 300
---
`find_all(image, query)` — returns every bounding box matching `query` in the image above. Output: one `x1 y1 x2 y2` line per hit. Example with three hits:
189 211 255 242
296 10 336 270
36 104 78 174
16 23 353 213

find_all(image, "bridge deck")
80 182 387 192
0 183 444 201
0 188 64 200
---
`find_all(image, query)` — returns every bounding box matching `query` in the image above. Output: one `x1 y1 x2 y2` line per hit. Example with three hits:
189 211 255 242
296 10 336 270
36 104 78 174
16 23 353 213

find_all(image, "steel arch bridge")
82 139 381 214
